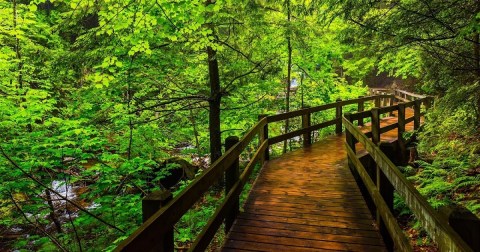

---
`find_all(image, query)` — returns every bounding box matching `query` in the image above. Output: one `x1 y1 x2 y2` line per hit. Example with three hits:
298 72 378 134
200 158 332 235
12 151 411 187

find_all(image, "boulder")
154 157 199 189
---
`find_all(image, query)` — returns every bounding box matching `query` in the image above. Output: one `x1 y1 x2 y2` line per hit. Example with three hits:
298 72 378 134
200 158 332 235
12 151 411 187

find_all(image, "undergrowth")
394 90 480 249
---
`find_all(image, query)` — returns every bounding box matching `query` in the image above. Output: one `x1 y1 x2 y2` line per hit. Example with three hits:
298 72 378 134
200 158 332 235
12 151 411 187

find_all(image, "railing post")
336 98 342 134
344 113 356 172
375 96 381 108
358 96 364 126
224 136 239 233
371 108 380 144
414 99 421 130
378 142 395 251
398 103 407 165
389 95 394 117
258 114 269 162
448 206 480 251
142 190 174 252
302 107 311 147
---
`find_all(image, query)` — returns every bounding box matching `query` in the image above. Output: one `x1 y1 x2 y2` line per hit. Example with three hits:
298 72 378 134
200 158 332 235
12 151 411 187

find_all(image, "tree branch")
8 191 68 252
221 94 268 111
0 147 125 233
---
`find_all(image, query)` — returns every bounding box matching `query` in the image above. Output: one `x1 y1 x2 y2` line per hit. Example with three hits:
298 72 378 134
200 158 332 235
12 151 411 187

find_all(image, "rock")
153 157 199 189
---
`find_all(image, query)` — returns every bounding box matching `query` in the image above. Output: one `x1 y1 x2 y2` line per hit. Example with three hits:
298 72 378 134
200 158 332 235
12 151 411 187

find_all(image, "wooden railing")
115 89 478 252
115 116 268 252
115 93 394 251
343 94 474 251
371 87 427 103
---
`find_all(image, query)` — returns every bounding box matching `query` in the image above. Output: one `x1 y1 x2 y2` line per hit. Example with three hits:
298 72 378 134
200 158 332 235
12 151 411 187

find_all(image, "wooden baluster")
389 95 394 117
142 190 174 252
414 99 421 130
371 108 380 144
224 136 240 233
302 107 311 147
398 103 407 165
336 99 342 134
258 114 269 163
358 96 364 126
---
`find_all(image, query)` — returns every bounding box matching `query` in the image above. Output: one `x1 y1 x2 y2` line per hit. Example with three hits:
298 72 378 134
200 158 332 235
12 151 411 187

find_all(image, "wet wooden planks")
222 136 385 251
222 113 416 252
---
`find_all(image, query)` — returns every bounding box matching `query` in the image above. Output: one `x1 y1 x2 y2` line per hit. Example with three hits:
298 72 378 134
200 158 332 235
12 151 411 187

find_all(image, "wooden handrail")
266 94 394 145
266 94 392 123
190 140 268 251
115 118 267 251
371 88 426 99
115 89 436 251
343 96 473 252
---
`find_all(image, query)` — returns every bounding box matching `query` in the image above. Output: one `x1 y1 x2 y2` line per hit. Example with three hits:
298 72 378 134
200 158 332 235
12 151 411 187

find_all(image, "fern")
465 200 480 215
453 175 480 190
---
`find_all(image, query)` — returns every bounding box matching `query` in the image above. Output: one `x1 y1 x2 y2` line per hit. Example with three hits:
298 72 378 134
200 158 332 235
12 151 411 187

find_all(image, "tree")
327 0 480 123
0 0 374 250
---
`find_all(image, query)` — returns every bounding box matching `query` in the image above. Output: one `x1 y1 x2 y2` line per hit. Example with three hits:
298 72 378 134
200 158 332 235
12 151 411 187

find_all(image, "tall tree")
327 0 480 123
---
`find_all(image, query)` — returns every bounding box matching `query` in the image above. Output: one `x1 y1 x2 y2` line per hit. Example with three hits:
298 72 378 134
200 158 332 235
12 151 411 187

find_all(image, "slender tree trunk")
475 0 480 124
283 0 292 154
205 0 222 163
125 57 134 161
126 66 134 161
13 0 23 89
207 46 222 163
300 73 304 108
189 109 201 152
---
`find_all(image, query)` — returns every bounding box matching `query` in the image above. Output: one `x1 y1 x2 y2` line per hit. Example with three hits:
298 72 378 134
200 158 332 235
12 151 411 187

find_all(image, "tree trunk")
475 0 480 124
475 33 480 124
205 0 222 164
207 46 222 163
283 0 292 154
13 0 23 89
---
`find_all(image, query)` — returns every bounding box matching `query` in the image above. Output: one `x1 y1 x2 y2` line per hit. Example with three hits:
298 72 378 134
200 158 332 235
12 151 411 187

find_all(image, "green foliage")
396 158 480 217
418 86 480 166
3 0 464 251
174 185 224 247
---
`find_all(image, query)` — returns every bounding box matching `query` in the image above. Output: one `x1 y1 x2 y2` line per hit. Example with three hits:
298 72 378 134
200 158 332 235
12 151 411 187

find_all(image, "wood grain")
223 129 388 251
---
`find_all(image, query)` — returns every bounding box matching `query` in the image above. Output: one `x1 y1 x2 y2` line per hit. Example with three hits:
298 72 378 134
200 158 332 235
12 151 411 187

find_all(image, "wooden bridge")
115 89 475 252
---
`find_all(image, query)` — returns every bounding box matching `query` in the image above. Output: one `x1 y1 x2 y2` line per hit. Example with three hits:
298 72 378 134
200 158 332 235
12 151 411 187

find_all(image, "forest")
0 0 479 251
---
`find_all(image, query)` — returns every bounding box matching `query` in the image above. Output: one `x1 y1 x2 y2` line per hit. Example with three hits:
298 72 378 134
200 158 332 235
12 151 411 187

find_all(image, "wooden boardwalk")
117 92 449 252
222 115 415 252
